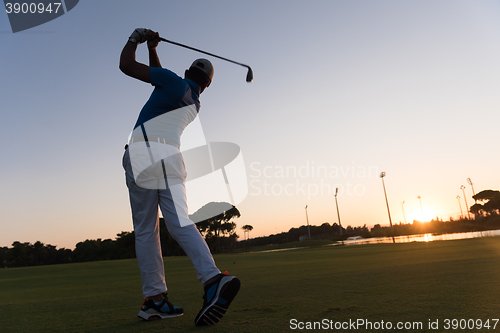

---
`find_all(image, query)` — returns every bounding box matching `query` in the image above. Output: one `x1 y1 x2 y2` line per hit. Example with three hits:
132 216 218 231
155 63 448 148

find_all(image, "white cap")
189 59 214 81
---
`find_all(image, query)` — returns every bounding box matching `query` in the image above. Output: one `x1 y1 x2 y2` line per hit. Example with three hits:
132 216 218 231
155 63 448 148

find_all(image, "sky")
1 0 499 249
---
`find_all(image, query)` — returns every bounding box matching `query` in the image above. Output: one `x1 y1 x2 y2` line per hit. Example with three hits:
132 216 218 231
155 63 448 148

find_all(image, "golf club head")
246 67 253 82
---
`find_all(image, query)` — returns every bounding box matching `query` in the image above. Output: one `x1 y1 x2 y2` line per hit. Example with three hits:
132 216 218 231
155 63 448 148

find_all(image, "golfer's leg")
123 150 167 297
158 180 220 284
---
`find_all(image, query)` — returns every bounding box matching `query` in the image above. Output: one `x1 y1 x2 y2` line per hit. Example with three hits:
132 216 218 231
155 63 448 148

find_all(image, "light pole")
460 185 471 219
401 200 407 224
305 205 311 240
334 188 343 245
380 172 395 243
456 195 463 219
417 195 424 221
467 178 476 203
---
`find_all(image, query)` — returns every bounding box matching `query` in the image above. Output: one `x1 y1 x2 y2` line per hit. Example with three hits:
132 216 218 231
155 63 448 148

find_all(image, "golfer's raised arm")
119 28 151 83
147 30 162 68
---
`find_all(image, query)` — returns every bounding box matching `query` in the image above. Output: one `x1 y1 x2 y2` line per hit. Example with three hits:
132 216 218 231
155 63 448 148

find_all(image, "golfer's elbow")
119 61 132 75
119 61 151 83
119 63 138 79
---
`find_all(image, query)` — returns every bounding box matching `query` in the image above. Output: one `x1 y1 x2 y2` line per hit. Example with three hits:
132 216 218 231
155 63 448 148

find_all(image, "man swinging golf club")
120 28 240 326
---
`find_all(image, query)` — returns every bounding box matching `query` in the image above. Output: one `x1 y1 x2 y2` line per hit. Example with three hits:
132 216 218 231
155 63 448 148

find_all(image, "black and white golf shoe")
194 272 241 326
137 293 183 321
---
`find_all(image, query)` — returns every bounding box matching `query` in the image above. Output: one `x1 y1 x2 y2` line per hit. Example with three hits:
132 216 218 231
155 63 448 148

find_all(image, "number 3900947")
5 3 62 14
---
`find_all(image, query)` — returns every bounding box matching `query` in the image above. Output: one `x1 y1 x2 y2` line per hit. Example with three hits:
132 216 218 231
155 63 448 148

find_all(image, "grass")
1 237 500 332
234 238 336 253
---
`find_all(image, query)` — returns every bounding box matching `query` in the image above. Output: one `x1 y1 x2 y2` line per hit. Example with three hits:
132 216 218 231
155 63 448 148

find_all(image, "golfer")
119 28 240 326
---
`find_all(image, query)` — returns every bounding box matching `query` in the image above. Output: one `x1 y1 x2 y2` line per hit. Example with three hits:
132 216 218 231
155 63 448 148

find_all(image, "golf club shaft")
158 37 251 71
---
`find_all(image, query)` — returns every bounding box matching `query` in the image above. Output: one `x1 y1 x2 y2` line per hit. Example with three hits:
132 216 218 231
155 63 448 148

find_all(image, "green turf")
235 238 336 253
1 237 500 332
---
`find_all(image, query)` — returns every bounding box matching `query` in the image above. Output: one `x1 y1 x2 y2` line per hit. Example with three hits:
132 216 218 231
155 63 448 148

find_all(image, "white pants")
123 148 220 297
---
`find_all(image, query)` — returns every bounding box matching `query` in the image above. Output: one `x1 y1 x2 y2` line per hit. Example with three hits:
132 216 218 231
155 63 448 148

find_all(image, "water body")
248 230 500 254
342 229 500 246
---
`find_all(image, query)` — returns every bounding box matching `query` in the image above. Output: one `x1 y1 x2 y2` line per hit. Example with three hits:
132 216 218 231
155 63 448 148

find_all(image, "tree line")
0 203 241 268
2 190 499 268
227 189 500 248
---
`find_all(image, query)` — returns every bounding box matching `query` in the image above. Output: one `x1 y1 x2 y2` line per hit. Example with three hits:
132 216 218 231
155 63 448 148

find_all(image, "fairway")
1 237 500 332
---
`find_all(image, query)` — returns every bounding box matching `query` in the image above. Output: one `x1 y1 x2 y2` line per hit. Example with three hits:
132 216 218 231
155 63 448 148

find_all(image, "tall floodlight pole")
334 188 343 245
401 201 407 224
456 195 463 219
305 205 311 240
467 178 476 202
460 185 471 219
417 195 424 221
380 172 395 243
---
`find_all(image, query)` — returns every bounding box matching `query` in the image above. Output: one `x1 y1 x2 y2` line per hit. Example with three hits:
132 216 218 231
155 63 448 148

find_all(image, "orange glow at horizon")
407 209 439 223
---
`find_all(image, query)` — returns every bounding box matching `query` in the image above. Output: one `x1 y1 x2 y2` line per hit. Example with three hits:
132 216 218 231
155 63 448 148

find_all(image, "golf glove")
129 28 147 44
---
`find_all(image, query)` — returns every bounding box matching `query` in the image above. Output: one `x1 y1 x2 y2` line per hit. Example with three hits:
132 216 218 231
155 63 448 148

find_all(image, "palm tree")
241 225 254 240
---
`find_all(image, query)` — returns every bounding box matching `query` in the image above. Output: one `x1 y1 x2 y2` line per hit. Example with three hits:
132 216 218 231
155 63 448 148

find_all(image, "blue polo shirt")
133 67 201 130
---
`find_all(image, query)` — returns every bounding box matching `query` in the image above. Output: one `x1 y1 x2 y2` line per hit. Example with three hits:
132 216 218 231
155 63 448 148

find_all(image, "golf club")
157 37 253 82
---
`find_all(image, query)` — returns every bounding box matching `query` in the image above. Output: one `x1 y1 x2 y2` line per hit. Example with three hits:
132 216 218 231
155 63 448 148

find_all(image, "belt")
124 136 178 150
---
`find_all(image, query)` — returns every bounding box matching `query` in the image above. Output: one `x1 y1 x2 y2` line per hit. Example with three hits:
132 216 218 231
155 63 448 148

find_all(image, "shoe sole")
137 309 183 321
195 276 241 326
